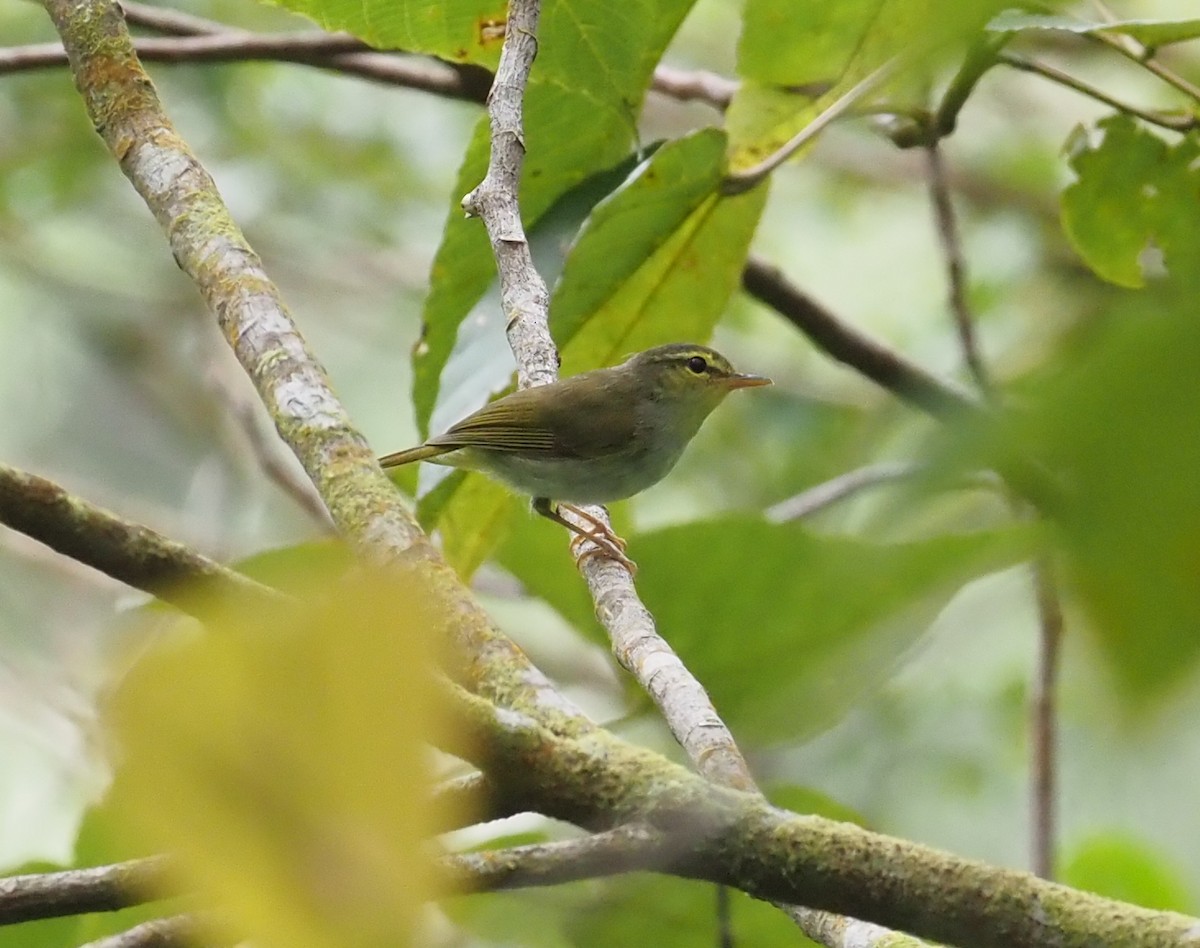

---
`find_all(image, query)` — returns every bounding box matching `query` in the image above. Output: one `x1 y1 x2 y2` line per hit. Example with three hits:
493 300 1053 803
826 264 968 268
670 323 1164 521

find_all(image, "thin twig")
723 60 897 195
998 53 1199 133
741 257 976 419
0 857 171 925
1029 557 1064 879
925 143 991 392
1082 4 1200 105
766 462 922 522
444 824 670 890
0 464 281 616
201 358 336 531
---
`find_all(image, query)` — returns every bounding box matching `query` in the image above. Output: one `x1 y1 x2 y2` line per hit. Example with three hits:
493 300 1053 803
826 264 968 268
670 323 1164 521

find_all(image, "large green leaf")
1061 834 1195 913
728 0 1012 171
413 0 697 434
990 285 1200 699
1061 115 1200 288
553 130 768 374
630 519 1024 742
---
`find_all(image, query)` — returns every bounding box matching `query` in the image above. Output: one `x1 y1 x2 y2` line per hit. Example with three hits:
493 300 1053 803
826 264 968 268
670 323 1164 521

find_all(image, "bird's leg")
532 498 636 574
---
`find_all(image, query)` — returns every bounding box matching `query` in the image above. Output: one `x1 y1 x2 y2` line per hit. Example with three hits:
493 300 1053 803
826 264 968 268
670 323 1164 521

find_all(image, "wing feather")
428 369 639 460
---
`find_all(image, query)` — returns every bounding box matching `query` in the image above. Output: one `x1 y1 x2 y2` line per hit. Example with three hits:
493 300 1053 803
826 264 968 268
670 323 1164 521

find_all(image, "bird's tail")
378 444 452 468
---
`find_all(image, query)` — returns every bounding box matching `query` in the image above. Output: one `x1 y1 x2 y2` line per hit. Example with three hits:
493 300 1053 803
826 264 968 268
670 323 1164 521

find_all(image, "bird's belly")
479 450 674 503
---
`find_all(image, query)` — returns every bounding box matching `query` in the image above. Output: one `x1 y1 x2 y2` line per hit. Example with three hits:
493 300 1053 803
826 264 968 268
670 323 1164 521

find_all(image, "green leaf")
988 11 1200 47
261 0 508 64
1061 834 1195 913
413 0 697 434
729 0 1011 170
630 518 1026 742
448 876 813 948
109 570 460 948
552 131 769 375
954 282 1200 699
1061 115 1200 288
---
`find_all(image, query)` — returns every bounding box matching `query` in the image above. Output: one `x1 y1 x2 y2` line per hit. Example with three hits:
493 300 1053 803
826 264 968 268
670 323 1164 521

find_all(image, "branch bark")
0 463 280 616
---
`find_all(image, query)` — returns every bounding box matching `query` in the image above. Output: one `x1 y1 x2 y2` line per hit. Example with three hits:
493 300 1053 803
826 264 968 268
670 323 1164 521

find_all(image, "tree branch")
0 464 280 616
40 0 595 738
78 914 208 948
741 257 976 418
0 856 170 925
447 685 1200 948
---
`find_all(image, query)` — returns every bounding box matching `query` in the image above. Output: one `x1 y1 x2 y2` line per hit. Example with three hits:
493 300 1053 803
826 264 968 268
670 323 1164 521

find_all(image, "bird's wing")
429 372 635 460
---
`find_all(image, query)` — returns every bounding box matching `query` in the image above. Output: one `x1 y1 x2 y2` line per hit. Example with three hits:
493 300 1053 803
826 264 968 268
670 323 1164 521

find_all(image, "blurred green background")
2 0 1199 943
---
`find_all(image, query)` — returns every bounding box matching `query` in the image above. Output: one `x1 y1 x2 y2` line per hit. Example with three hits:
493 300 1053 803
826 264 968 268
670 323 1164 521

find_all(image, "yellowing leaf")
108 568 463 948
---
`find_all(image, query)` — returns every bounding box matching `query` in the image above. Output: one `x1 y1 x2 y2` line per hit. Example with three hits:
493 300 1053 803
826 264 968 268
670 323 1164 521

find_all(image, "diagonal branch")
40 0 594 737
457 4 919 946
0 856 171 925
0 463 280 616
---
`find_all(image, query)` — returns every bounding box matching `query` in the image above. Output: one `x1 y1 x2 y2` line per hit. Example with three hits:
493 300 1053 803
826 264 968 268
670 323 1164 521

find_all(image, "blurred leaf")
729 0 1010 170
1061 834 1195 913
230 541 354 594
261 0 508 65
413 1 696 433
765 783 868 826
988 11 1200 47
108 568 460 948
447 875 813 948
1061 115 1200 288
629 518 1026 742
552 130 768 376
977 284 1200 699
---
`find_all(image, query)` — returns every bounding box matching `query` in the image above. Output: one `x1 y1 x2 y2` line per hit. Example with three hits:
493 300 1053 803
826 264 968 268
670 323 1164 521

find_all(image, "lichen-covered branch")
447 685 1200 948
40 0 592 736
0 463 278 616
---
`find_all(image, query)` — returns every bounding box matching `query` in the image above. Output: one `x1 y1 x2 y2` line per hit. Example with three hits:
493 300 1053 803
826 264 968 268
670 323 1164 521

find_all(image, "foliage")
3 0 1200 944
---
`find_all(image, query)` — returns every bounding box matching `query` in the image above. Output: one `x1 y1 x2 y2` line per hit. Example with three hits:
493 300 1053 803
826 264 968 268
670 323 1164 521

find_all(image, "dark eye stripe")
686 355 708 374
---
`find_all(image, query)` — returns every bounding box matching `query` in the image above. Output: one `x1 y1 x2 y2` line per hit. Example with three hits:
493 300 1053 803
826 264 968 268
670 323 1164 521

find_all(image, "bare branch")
0 857 170 925
0 464 280 616
444 824 669 890
998 53 1199 133
766 462 921 521
925 143 990 391
1029 557 1065 879
724 60 897 195
79 914 209 948
741 257 976 418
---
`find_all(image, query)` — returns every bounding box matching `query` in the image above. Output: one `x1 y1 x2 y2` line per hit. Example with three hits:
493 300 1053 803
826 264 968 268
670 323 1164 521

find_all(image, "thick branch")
0 464 279 615
448 686 1200 948
40 0 594 736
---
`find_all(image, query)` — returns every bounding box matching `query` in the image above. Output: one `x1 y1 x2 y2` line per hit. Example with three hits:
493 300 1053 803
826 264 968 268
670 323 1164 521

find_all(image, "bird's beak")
724 372 773 389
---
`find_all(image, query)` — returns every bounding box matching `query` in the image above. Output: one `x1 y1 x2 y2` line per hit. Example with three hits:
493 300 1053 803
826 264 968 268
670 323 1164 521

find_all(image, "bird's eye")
686 355 708 375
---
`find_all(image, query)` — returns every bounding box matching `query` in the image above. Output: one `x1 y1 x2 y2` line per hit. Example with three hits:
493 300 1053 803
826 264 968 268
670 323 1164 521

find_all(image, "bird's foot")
560 504 637 575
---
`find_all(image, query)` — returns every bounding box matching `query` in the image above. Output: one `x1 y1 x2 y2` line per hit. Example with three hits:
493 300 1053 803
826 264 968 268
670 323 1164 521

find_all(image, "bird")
379 343 772 571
